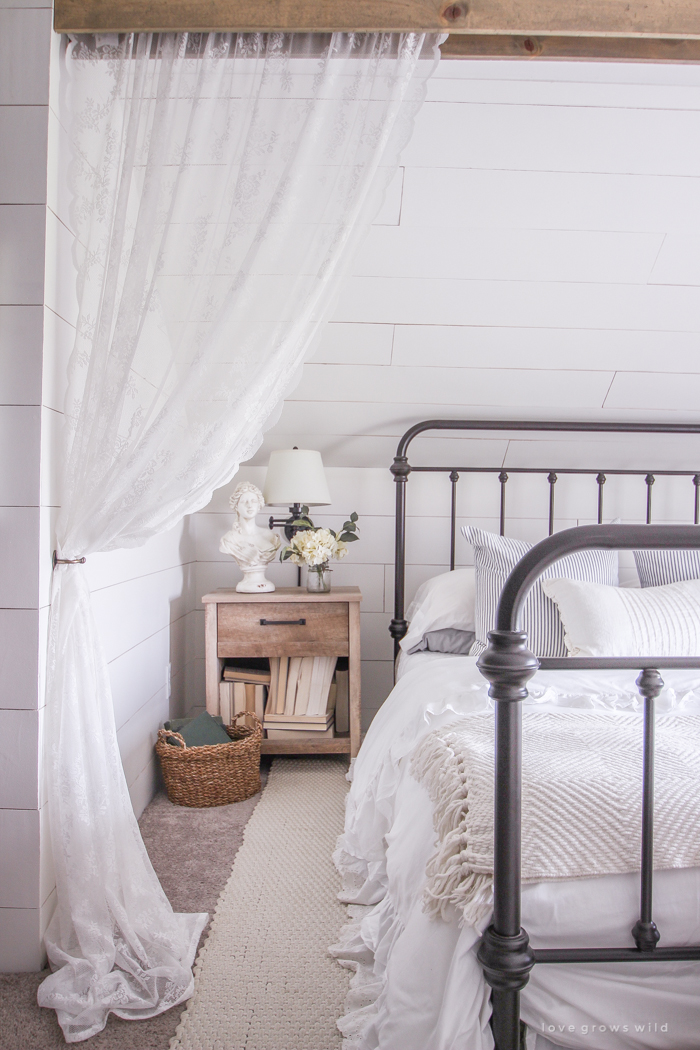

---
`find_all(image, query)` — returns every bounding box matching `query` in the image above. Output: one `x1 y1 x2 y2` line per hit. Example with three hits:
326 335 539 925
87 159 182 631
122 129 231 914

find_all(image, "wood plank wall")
256 58 700 458
190 57 700 729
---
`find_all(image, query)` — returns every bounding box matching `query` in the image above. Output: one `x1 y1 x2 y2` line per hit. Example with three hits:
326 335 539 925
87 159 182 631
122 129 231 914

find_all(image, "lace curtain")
37 31 440 1042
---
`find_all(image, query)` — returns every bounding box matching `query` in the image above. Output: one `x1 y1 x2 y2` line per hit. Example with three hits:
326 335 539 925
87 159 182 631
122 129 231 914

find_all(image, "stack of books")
263 656 339 739
219 664 269 724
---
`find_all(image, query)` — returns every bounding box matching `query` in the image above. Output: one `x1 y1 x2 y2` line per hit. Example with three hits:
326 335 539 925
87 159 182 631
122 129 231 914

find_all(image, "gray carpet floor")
0 765 269 1050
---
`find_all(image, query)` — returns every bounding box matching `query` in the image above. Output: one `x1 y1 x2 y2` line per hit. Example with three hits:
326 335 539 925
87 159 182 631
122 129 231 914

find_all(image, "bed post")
631 667 664 953
390 454 411 660
476 630 538 1050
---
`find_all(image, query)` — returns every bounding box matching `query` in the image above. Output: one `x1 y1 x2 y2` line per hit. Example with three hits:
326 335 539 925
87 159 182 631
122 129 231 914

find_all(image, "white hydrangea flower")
288 527 343 566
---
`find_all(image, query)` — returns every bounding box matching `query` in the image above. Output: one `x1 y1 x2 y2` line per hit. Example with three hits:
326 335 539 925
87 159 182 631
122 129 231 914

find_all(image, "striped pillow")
461 526 619 658
634 549 700 588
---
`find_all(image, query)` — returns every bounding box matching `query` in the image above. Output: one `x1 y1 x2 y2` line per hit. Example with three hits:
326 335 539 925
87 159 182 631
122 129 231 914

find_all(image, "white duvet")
332 653 700 1050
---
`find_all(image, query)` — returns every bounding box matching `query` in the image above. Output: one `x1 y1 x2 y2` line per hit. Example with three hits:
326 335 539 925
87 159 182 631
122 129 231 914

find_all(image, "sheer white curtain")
37 31 440 1042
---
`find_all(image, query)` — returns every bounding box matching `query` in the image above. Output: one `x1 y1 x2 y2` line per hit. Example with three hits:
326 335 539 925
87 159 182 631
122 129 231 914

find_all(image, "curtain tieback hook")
52 551 87 569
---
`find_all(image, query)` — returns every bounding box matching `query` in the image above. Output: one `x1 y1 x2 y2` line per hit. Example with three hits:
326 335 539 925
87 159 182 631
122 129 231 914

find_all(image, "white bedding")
332 655 700 1050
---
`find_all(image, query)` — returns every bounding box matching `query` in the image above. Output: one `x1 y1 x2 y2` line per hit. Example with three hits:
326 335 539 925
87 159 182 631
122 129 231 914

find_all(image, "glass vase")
306 563 332 593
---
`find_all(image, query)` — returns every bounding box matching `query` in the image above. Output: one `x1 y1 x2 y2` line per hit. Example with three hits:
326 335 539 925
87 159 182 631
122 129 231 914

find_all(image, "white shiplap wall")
191 58 700 727
245 58 700 467
0 0 52 972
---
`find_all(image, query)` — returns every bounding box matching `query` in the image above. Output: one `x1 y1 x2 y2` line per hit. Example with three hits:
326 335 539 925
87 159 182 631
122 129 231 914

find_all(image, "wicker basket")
156 712 262 808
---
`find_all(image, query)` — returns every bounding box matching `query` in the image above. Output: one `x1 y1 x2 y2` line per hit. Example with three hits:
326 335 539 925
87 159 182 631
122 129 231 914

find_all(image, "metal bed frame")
389 418 700 1050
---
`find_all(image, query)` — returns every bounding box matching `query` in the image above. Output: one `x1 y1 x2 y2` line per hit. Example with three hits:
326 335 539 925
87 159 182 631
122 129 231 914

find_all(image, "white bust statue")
219 482 281 593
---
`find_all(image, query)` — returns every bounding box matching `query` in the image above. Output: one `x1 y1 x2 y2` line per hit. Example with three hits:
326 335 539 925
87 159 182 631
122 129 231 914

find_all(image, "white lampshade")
263 448 332 507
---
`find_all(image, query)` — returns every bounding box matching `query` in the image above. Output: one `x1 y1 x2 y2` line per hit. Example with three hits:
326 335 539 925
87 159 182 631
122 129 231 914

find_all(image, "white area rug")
170 757 350 1050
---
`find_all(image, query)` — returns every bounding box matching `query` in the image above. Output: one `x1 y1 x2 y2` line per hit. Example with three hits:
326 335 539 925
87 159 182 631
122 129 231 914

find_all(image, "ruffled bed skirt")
328 656 700 1050
330 761 700 1050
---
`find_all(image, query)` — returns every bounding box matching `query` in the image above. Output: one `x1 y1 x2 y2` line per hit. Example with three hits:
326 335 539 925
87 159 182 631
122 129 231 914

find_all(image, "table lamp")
263 448 332 540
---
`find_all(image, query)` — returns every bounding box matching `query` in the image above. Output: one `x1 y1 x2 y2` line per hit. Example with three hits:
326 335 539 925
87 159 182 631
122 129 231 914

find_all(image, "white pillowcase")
541 577 700 658
400 567 475 653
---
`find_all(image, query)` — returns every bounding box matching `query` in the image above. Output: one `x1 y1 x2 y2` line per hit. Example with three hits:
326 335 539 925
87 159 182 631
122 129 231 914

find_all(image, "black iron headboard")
389 418 700 658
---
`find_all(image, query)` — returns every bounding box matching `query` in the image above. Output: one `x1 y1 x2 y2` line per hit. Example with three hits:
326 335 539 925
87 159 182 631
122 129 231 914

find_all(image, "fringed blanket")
411 709 700 928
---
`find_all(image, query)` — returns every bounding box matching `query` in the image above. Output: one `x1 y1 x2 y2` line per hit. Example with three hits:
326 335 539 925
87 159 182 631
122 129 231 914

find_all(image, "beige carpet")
171 756 350 1050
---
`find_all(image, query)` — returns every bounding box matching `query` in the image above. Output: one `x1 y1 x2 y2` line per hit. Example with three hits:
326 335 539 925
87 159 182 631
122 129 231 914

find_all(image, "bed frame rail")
479 523 700 1050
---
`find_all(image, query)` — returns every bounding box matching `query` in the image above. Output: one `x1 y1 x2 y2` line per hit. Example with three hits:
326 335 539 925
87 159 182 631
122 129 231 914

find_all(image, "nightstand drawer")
217 601 349 658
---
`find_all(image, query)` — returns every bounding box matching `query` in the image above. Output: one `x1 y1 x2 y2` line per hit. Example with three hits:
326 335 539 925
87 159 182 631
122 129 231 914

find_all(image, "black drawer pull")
259 618 307 626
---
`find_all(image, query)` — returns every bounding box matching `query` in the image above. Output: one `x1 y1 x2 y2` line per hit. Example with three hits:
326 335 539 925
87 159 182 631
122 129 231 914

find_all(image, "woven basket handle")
158 728 187 749
231 712 263 731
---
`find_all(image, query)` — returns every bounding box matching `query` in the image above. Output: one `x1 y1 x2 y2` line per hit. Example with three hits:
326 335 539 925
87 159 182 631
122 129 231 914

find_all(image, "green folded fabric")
164 715 223 733
164 711 231 748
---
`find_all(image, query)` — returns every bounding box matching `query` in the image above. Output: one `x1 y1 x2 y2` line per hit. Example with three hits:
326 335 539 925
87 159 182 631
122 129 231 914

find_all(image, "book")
307 658 326 717
294 657 314 715
284 657 302 716
233 681 247 715
264 710 333 726
268 659 279 715
223 665 271 684
321 657 338 715
307 656 337 716
276 657 289 714
327 680 337 714
334 668 349 734
219 681 233 725
254 684 266 721
265 724 335 740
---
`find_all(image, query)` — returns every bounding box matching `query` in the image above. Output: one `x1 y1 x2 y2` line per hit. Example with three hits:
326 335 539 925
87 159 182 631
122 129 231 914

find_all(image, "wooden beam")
54 0 462 34
54 0 700 40
441 33 700 62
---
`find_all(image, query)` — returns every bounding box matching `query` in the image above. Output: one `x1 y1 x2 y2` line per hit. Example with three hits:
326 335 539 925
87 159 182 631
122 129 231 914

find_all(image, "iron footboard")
477 523 700 1050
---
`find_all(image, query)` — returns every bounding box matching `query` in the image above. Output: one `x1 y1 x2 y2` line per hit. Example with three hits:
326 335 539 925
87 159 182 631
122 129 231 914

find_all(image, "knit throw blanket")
411 709 700 928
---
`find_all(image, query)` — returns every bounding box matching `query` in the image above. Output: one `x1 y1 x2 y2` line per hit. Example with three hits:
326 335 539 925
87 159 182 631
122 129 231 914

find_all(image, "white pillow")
400 567 475 653
541 577 700 658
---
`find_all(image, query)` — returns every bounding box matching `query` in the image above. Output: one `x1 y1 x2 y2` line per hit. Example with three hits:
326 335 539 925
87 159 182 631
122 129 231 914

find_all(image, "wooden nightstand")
202 586 362 757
